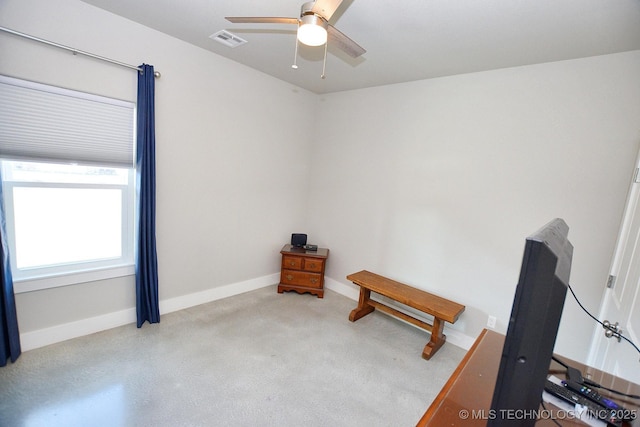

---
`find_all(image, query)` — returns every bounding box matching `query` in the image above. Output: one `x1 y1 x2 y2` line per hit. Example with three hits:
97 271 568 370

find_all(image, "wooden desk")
418 329 639 426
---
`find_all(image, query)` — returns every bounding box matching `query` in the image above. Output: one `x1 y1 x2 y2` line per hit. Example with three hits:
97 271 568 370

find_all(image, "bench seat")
347 270 465 360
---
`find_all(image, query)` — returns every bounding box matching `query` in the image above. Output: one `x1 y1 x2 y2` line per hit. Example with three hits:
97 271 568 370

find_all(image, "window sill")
13 264 135 294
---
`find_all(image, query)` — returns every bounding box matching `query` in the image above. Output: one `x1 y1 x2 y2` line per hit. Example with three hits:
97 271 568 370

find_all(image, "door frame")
587 149 640 373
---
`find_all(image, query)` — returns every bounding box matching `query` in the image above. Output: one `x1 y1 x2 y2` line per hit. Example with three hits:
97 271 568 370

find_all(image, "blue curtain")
0 169 21 366
135 64 160 327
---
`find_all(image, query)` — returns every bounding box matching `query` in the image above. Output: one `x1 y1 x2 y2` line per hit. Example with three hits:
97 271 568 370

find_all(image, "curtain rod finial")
153 71 161 78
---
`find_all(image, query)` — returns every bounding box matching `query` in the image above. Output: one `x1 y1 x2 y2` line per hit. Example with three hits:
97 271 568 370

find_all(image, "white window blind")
0 75 135 167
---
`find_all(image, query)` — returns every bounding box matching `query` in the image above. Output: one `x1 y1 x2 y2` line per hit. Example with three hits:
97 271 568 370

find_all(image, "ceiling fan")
226 0 366 66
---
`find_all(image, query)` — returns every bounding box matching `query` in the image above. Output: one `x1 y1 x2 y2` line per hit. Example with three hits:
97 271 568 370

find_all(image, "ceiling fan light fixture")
297 14 328 46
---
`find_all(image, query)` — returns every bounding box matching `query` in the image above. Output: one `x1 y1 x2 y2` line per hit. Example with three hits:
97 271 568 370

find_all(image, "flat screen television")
488 218 573 427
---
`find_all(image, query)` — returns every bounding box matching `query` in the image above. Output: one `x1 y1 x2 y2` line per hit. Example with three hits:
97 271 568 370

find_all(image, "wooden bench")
347 270 465 360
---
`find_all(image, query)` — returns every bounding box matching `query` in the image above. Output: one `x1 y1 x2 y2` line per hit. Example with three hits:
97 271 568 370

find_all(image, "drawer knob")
286 274 294 281
309 263 316 268
310 278 318 284
289 261 296 266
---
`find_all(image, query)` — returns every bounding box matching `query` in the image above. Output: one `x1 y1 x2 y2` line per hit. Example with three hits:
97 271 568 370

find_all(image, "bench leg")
349 287 375 322
422 317 446 360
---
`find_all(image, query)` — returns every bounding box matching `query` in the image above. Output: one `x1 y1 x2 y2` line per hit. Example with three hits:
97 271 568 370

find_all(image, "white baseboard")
20 273 279 351
159 273 279 315
20 307 137 352
441 327 476 351
325 276 476 351
325 276 360 300
21 273 476 353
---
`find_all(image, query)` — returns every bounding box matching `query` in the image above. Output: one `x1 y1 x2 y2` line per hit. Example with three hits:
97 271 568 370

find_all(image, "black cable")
566 283 640 400
567 283 640 356
551 356 568 368
551 356 584 383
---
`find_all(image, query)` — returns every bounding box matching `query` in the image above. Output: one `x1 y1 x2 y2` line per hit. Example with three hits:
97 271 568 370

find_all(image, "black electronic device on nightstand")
290 233 307 247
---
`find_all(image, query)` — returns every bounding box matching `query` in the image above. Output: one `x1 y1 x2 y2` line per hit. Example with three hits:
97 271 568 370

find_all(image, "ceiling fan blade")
225 17 299 25
310 0 344 21
327 25 365 58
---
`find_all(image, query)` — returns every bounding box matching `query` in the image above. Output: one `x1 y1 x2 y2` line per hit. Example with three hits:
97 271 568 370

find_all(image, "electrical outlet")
487 315 497 329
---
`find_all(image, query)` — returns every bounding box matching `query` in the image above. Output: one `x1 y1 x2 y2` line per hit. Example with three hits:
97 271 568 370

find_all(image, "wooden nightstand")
278 244 329 298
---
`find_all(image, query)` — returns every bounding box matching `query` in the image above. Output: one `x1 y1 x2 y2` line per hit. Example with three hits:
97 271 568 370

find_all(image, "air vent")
210 30 248 48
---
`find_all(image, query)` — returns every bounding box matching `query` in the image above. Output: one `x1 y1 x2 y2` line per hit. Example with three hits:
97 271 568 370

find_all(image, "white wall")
0 0 316 342
308 51 640 367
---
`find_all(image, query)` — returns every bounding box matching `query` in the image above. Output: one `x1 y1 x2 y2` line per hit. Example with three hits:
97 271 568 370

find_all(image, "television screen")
488 218 573 426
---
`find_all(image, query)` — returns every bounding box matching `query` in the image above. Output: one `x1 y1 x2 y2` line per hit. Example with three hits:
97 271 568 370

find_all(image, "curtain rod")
0 26 160 78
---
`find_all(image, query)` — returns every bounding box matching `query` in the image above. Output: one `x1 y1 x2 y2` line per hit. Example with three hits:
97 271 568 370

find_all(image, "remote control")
544 380 622 426
562 380 636 421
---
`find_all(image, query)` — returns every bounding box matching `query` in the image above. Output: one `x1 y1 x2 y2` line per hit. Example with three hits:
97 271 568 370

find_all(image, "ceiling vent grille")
210 30 247 48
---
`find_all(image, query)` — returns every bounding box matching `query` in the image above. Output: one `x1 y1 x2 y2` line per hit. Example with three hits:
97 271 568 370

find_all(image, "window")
0 75 136 292
1 161 135 290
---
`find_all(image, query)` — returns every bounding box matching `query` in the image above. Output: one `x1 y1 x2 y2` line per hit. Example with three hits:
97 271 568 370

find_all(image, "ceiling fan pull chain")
291 38 299 69
321 41 328 79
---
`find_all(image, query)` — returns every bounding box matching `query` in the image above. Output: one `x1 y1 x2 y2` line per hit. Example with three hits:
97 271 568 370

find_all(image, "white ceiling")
80 0 640 94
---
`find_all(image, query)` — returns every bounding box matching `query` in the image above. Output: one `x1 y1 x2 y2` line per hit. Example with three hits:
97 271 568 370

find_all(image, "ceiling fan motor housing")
301 2 316 16
301 1 328 22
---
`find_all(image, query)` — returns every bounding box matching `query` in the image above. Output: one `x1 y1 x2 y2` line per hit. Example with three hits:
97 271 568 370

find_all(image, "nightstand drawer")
278 244 329 298
281 269 323 289
303 258 324 272
282 255 303 270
